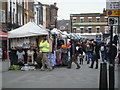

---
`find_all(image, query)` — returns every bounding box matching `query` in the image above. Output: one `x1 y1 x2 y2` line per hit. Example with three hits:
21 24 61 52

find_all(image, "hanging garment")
61 48 68 65
49 37 53 52
27 50 34 64
48 51 56 66
56 49 62 65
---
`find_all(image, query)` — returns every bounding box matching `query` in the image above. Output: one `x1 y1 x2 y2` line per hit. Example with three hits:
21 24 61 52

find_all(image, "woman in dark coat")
89 41 100 69
77 45 84 64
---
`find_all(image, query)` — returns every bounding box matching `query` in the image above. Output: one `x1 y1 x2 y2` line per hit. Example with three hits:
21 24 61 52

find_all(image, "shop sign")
106 10 120 16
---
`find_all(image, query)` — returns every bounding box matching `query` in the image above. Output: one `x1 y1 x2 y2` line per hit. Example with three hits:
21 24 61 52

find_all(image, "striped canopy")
0 30 8 40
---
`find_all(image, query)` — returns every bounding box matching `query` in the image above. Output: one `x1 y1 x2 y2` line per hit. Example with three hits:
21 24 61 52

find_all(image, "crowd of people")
38 35 119 71
10 35 120 71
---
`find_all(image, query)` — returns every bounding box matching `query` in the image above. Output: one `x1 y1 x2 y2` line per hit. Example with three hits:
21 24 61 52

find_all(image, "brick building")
70 12 109 34
49 3 58 29
42 4 50 28
0 2 8 32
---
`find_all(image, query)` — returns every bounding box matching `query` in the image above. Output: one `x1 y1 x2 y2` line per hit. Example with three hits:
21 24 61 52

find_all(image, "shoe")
47 69 52 71
76 66 80 69
95 67 98 69
67 67 71 69
40 68 45 71
52 66 54 70
89 67 93 68
87 62 89 64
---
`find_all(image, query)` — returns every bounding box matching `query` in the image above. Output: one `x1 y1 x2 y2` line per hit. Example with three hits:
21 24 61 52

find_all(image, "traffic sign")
108 17 118 26
106 10 120 16
106 1 120 10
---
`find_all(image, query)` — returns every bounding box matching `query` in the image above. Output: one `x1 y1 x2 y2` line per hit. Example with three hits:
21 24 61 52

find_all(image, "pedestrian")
108 43 117 65
39 36 52 71
77 45 84 65
100 41 106 62
89 41 100 69
105 43 110 63
86 44 92 64
67 39 80 69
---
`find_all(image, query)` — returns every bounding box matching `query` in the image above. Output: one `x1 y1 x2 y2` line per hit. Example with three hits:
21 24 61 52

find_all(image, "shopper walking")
39 36 52 71
77 45 84 65
86 44 92 64
89 41 100 69
100 41 106 62
67 39 80 69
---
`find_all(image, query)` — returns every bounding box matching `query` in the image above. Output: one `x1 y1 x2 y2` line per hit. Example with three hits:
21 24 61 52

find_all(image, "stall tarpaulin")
8 22 49 38
0 30 8 40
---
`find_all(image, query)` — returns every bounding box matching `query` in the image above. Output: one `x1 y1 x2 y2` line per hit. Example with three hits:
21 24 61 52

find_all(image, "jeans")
101 52 106 62
86 54 90 64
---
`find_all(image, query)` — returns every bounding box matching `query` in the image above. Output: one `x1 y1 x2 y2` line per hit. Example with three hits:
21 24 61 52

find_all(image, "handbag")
89 53 93 58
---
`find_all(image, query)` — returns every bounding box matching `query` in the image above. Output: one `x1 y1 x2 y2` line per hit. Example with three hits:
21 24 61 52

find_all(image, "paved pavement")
1 60 119 89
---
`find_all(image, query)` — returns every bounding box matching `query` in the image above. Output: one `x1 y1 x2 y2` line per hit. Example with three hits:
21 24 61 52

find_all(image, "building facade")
34 1 43 25
42 3 58 29
6 0 34 30
42 4 50 28
0 2 8 32
49 3 58 29
0 0 59 31
70 13 109 34
17 0 23 26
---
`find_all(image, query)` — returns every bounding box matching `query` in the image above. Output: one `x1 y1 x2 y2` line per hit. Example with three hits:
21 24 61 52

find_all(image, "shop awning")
8 22 49 38
0 30 8 40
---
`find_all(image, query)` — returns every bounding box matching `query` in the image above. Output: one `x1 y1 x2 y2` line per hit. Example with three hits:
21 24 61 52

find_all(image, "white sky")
38 0 106 20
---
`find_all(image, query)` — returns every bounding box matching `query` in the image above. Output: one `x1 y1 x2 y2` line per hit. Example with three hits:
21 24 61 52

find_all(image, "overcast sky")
38 0 106 20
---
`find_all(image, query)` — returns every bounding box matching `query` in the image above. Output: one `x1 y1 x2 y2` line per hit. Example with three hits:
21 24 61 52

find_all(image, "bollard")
109 64 114 90
99 62 108 90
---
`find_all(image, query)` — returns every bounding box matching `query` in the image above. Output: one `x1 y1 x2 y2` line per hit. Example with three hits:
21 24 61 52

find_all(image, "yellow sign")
106 10 120 16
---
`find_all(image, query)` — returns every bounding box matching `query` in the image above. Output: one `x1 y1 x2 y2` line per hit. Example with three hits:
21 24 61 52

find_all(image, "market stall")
8 22 49 66
50 29 71 66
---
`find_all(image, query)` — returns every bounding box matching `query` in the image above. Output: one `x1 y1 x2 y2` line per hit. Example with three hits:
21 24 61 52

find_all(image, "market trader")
39 36 52 71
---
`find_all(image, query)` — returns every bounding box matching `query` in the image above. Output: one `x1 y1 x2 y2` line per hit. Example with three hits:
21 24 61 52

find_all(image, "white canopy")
50 28 59 34
8 22 49 38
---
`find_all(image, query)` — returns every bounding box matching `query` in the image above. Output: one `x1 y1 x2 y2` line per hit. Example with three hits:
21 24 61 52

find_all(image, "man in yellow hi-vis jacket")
39 36 52 71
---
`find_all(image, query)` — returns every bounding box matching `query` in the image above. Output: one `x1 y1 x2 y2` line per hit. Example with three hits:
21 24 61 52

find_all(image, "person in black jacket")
108 43 117 65
89 41 100 69
67 39 80 69
77 45 84 64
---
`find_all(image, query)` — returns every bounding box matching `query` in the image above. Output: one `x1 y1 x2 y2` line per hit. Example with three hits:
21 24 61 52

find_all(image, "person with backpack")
100 41 106 62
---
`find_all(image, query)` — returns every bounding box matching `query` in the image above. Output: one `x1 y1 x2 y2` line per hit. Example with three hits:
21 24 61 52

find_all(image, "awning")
8 22 49 38
0 30 8 40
